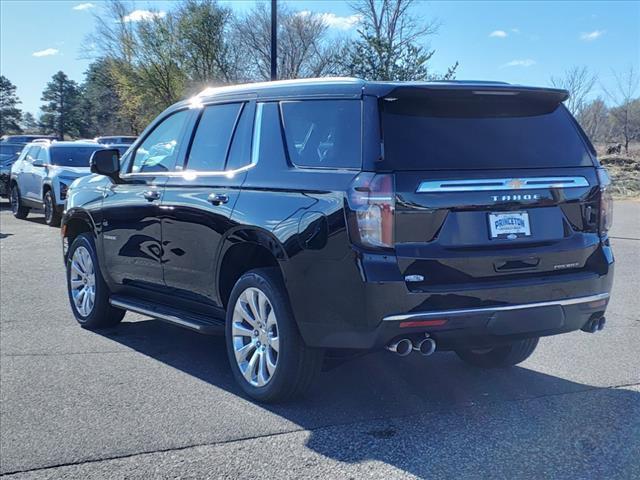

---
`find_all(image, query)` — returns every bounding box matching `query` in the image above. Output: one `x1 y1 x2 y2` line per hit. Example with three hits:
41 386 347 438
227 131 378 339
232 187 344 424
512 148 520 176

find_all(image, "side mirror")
32 160 44 167
90 149 121 183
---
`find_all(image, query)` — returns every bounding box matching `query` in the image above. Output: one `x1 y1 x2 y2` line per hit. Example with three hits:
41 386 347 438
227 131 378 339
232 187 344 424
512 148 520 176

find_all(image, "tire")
225 268 323 403
10 184 29 219
66 233 125 329
43 190 61 227
455 337 539 368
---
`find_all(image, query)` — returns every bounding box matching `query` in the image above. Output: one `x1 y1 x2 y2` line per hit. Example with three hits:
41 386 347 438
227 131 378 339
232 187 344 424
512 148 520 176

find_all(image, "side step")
109 295 225 334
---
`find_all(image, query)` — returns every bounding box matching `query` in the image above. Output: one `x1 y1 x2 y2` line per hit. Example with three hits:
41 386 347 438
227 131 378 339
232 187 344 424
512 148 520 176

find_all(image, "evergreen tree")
40 71 82 139
20 112 40 133
0 75 23 135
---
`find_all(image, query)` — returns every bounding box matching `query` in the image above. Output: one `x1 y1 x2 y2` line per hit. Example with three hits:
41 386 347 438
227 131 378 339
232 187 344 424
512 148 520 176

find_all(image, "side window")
226 102 256 171
131 110 191 173
24 146 40 163
280 100 361 169
185 103 242 172
36 148 48 164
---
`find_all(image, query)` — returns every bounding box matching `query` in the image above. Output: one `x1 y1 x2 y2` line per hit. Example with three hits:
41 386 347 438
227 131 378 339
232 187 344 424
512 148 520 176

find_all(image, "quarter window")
185 103 242 172
131 110 191 173
280 100 361 169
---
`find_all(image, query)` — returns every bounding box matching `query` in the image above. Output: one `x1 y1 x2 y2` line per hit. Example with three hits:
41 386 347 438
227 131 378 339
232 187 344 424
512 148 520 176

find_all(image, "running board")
109 295 225 334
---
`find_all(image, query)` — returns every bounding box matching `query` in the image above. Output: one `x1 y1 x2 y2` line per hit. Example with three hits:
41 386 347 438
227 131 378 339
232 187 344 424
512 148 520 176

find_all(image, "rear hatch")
376 85 602 289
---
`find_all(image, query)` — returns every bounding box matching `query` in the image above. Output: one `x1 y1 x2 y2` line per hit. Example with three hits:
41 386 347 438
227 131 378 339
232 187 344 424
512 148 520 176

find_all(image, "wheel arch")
217 227 288 309
62 209 99 258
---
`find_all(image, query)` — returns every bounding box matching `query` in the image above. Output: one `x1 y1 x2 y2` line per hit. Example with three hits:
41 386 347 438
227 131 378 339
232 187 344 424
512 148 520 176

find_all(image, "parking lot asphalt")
0 199 639 479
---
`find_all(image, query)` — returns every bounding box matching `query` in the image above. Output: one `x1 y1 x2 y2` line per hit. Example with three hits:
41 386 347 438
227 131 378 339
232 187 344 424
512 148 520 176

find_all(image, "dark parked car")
61 78 614 402
94 136 137 145
0 143 24 197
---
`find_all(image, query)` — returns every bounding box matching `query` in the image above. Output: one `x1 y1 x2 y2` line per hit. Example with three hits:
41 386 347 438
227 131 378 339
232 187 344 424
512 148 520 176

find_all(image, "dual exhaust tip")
581 316 606 333
386 336 436 357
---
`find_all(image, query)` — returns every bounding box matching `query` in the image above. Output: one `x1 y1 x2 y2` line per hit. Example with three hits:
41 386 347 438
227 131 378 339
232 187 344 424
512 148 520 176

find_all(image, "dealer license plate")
488 211 531 239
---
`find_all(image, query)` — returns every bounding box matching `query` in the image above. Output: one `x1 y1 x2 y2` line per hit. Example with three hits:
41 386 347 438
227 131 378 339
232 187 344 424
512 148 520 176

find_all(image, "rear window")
50 147 102 167
281 100 361 169
380 97 592 170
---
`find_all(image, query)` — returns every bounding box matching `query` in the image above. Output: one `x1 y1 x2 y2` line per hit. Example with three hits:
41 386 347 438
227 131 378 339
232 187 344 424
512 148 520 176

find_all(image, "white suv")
9 141 104 226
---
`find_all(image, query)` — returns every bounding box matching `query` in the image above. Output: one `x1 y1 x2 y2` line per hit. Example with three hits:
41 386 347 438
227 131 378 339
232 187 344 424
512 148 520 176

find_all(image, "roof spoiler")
367 83 569 104
374 84 570 117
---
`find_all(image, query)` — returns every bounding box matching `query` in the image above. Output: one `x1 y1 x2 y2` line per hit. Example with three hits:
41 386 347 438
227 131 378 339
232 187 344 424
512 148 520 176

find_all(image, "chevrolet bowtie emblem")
507 179 523 189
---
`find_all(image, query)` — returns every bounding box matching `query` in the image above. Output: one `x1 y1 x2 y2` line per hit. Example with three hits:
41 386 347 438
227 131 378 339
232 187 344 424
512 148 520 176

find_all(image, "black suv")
62 78 614 402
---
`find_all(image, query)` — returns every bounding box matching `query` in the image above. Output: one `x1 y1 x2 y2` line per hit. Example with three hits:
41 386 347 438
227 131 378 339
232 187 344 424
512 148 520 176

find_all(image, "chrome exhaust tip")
386 338 413 357
413 337 437 356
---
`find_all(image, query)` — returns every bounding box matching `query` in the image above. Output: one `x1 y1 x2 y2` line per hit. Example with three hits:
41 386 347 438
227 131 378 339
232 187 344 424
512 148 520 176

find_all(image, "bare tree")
550 66 597 116
87 0 137 63
577 97 608 143
603 66 640 153
233 3 341 80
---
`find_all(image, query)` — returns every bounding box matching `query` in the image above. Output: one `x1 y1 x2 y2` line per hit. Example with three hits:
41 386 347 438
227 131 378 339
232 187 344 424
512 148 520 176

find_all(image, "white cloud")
72 3 94 10
501 59 536 68
32 48 59 57
123 9 167 22
511 28 520 34
489 30 508 38
299 10 361 30
580 30 605 41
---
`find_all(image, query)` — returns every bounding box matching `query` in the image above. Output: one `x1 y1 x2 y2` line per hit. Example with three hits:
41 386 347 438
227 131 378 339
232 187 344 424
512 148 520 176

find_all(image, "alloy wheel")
70 246 96 317
231 287 280 387
44 193 53 223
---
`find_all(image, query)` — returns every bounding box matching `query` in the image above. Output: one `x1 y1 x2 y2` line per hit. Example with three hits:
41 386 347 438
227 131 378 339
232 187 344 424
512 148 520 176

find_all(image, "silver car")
9 141 104 226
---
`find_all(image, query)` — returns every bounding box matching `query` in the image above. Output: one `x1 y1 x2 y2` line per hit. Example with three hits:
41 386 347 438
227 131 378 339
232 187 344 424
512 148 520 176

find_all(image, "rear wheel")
66 233 125 329
225 268 323 403
455 337 539 368
10 185 29 219
43 190 61 227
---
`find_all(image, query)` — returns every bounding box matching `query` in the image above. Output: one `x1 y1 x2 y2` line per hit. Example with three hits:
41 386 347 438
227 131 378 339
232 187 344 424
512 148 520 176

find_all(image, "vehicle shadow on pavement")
97 318 640 478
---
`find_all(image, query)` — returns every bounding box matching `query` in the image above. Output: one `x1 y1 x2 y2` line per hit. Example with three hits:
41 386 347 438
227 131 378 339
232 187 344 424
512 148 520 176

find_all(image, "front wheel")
455 337 539 368
43 190 61 226
66 233 125 329
10 185 29 219
225 268 323 403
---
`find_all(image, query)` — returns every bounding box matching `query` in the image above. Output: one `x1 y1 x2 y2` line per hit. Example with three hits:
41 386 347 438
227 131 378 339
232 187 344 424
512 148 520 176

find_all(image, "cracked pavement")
1 200 639 479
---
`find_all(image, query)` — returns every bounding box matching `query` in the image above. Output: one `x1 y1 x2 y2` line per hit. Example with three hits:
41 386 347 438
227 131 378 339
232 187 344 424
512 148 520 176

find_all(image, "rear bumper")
294 243 614 350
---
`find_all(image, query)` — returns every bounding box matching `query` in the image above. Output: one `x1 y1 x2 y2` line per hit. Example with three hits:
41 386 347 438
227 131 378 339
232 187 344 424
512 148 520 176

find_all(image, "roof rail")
31 138 53 144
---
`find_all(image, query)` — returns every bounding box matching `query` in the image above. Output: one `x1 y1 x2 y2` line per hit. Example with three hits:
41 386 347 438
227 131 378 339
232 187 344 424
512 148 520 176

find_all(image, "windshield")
49 146 102 167
380 97 593 170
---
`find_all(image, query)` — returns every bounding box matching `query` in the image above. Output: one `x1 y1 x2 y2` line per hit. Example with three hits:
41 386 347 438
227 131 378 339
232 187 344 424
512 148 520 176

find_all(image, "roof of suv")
27 141 101 149
188 77 569 105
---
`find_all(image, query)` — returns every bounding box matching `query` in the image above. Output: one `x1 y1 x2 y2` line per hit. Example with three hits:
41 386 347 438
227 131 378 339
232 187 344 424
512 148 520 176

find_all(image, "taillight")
597 168 613 236
346 173 395 249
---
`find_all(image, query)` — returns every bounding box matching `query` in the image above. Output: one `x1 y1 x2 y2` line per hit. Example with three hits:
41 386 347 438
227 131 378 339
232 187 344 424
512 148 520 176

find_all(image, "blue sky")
1 0 638 115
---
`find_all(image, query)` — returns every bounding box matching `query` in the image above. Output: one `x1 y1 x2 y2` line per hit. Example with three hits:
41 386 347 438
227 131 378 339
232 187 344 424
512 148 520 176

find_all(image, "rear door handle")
208 193 229 206
143 190 161 201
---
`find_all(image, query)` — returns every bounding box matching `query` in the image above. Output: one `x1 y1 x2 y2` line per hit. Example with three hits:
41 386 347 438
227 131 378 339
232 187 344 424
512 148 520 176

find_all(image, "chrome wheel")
232 287 279 387
70 246 96 317
10 187 19 214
